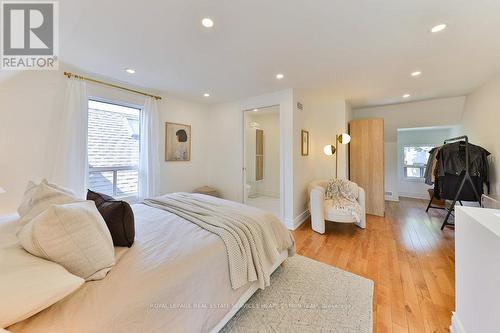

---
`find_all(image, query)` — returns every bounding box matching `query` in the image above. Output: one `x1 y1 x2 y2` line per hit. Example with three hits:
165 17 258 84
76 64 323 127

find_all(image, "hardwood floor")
292 197 455 333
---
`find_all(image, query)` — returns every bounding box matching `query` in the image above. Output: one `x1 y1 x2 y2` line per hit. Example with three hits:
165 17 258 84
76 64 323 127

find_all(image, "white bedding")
7 201 292 333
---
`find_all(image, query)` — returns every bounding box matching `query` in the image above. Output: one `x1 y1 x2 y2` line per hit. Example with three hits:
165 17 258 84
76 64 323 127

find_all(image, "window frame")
87 96 143 202
401 144 435 182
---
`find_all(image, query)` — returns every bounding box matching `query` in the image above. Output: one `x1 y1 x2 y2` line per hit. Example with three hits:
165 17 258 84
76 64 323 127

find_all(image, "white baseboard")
398 191 429 200
258 190 279 198
385 195 399 202
284 210 310 230
450 312 466 333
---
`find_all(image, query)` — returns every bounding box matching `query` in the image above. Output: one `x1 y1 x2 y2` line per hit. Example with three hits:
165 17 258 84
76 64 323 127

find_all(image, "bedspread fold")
144 193 295 290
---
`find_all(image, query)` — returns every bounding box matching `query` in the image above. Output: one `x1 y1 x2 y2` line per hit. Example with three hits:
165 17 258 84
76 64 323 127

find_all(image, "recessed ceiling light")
203 93 210 97
201 18 214 28
411 71 422 77
403 94 411 98
276 73 284 80
431 24 447 33
253 108 258 112
125 68 135 74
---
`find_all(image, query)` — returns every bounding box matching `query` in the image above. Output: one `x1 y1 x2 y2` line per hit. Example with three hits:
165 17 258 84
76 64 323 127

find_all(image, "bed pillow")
17 180 80 226
17 201 116 281
0 242 83 328
87 190 135 247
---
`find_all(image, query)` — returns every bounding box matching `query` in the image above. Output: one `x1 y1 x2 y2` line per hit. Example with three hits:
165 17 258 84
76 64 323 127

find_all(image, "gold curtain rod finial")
63 71 162 100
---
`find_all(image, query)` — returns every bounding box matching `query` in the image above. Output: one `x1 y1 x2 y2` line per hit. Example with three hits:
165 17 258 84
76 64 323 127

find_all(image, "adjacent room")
244 105 281 218
1 1 500 333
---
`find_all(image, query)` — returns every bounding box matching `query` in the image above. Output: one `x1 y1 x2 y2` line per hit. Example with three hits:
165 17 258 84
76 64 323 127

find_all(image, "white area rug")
221 255 373 333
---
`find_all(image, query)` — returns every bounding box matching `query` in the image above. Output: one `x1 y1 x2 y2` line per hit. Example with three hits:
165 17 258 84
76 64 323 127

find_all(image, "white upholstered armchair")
308 179 366 234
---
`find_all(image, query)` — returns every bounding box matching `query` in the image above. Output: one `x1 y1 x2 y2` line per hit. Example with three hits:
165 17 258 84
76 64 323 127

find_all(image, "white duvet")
8 200 293 333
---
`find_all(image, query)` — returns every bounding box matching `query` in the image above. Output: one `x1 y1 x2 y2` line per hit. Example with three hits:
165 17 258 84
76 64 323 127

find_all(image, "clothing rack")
425 135 482 230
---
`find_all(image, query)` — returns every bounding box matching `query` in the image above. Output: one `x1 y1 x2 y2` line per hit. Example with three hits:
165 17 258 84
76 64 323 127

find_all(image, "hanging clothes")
439 173 484 201
424 136 491 229
437 141 490 181
424 146 441 185
430 140 490 202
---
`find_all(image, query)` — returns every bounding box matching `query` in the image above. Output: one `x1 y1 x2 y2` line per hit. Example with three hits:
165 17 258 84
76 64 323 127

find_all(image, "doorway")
243 105 281 219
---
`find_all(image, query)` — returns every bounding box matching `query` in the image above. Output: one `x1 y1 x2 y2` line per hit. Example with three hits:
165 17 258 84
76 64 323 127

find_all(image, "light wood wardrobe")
349 118 385 217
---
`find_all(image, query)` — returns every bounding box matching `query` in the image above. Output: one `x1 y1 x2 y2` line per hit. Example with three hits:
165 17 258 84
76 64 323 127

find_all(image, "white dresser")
452 207 500 333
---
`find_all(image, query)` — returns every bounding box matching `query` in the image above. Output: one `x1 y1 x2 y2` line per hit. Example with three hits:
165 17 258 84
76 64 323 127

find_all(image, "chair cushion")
324 199 357 223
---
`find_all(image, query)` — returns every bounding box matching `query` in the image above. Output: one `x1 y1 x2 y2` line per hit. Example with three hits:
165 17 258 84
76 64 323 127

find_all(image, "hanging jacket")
424 147 440 185
437 141 490 182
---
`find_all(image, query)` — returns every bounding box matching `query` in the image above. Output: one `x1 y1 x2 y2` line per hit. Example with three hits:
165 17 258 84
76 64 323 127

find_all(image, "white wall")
0 70 65 215
384 142 398 200
293 89 349 224
245 110 280 197
206 90 295 226
353 96 466 200
353 96 466 141
0 67 210 215
158 95 210 195
396 127 453 199
206 89 349 229
461 74 500 196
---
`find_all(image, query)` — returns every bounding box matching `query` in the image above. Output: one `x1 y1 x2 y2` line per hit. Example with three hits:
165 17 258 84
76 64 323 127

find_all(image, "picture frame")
301 130 309 156
165 122 191 161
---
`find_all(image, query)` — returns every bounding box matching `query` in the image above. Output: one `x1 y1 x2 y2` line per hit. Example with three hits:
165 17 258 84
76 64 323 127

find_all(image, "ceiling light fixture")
411 71 422 77
253 108 258 112
275 73 284 80
202 18 214 28
403 94 411 98
125 68 136 74
203 93 210 97
431 24 447 33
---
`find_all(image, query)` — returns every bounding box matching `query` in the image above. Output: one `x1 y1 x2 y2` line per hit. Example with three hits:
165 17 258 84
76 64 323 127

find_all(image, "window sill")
401 178 426 183
116 195 139 204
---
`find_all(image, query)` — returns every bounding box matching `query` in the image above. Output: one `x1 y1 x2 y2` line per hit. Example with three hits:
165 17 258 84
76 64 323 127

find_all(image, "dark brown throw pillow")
86 190 135 247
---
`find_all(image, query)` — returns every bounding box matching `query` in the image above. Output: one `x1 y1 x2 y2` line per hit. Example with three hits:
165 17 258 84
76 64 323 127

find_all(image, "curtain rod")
63 71 162 100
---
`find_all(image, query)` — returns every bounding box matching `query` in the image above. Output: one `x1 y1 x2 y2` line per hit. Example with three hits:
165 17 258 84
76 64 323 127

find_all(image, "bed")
4 194 294 333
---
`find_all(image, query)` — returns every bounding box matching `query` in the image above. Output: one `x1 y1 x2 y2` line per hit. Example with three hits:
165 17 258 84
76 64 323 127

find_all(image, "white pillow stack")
0 225 84 328
18 201 116 281
16 180 116 281
1 180 117 328
17 180 80 226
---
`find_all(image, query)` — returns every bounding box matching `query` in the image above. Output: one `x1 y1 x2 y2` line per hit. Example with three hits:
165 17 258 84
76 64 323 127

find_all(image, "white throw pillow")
0 239 84 328
18 201 116 281
17 180 80 226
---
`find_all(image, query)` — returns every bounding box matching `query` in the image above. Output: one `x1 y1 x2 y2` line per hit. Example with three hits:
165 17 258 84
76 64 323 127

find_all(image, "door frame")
242 104 284 222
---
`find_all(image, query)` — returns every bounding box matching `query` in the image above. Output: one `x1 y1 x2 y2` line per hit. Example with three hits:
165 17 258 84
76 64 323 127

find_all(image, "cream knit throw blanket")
144 193 295 290
324 179 363 222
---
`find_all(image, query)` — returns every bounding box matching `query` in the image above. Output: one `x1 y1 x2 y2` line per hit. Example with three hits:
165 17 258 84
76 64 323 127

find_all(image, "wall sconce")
323 145 336 156
323 133 351 178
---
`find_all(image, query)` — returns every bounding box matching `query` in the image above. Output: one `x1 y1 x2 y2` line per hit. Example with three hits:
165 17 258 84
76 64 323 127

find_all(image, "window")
88 100 140 198
403 145 434 179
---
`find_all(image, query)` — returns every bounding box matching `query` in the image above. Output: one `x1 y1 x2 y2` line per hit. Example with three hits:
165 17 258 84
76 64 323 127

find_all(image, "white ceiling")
57 0 500 107
246 105 280 115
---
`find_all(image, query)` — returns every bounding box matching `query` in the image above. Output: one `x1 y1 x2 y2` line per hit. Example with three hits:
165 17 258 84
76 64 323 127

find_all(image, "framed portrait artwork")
301 130 309 156
165 122 191 161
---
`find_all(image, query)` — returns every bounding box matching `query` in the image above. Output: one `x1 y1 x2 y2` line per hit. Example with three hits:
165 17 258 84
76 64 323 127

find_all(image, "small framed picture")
301 130 309 156
165 122 191 161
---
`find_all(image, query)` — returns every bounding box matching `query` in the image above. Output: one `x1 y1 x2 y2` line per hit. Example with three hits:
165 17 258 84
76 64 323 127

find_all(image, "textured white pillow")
18 201 116 281
17 180 80 226
0 230 83 328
